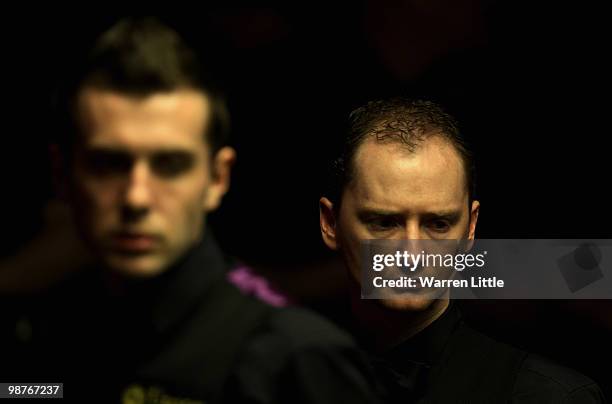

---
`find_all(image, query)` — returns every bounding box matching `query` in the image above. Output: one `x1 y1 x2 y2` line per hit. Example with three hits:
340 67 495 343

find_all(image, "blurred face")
67 88 234 277
320 135 479 311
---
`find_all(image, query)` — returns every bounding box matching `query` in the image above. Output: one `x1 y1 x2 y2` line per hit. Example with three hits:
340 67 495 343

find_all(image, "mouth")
110 232 162 254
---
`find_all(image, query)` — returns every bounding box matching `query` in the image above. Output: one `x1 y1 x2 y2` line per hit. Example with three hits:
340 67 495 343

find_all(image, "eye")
428 219 451 233
150 152 195 177
367 217 400 232
83 150 132 177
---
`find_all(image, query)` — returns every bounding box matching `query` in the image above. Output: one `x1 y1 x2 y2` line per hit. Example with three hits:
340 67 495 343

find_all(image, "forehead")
76 88 211 151
348 135 468 212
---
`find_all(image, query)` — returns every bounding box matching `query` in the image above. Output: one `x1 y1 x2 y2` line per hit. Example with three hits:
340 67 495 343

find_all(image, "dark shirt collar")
81 230 229 337
146 231 228 333
365 303 463 401
383 302 462 369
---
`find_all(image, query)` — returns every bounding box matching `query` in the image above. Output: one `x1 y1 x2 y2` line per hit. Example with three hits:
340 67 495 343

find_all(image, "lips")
111 232 161 253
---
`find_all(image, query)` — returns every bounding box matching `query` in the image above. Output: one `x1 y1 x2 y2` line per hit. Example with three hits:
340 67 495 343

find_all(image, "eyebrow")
421 211 462 223
357 208 463 220
84 144 195 155
357 209 401 218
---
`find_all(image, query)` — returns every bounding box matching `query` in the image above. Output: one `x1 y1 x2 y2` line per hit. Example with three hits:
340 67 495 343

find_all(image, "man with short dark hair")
58 17 234 281
2 18 384 404
319 98 605 403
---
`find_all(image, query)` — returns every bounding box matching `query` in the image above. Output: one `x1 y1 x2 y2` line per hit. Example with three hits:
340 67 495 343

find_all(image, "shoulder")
225 266 356 350
262 306 357 349
221 267 381 402
224 301 381 403
514 353 605 403
446 323 605 403
233 301 366 372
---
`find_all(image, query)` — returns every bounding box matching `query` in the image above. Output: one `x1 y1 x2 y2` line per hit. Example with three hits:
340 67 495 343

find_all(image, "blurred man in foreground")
1 18 383 404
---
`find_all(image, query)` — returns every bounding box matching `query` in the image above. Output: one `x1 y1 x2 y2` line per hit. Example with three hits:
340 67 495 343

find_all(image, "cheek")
450 215 472 238
340 244 362 285
337 220 365 280
160 176 208 225
73 177 120 217
338 204 367 241
86 182 119 208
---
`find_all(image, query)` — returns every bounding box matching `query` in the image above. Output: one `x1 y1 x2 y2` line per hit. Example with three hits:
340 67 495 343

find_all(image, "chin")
104 254 169 278
378 295 438 312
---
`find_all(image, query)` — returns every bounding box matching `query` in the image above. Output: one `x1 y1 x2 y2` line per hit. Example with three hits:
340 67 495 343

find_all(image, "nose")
403 219 427 240
122 160 152 221
401 220 431 255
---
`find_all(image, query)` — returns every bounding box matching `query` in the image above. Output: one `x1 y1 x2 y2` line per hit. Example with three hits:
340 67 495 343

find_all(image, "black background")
2 2 611 397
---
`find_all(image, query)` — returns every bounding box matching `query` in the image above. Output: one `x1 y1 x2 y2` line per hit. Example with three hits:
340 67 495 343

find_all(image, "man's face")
67 88 233 277
320 135 479 311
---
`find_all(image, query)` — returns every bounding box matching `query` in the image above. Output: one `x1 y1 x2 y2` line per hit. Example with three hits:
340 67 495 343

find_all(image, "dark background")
2 2 611 397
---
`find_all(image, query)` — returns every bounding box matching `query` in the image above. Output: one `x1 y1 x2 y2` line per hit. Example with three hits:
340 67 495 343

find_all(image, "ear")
319 197 340 251
49 143 69 201
204 146 236 212
468 200 480 240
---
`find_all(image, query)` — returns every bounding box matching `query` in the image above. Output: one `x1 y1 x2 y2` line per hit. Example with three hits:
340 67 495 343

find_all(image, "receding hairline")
347 131 470 195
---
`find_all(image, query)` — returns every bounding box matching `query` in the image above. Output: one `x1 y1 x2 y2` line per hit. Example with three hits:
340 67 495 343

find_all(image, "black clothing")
372 304 605 404
1 235 382 404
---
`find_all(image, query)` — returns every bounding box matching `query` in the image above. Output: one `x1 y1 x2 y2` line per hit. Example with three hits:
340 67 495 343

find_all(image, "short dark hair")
55 17 229 155
329 98 476 208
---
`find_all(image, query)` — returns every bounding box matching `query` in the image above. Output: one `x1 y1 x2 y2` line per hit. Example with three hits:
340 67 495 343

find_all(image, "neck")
351 288 450 352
